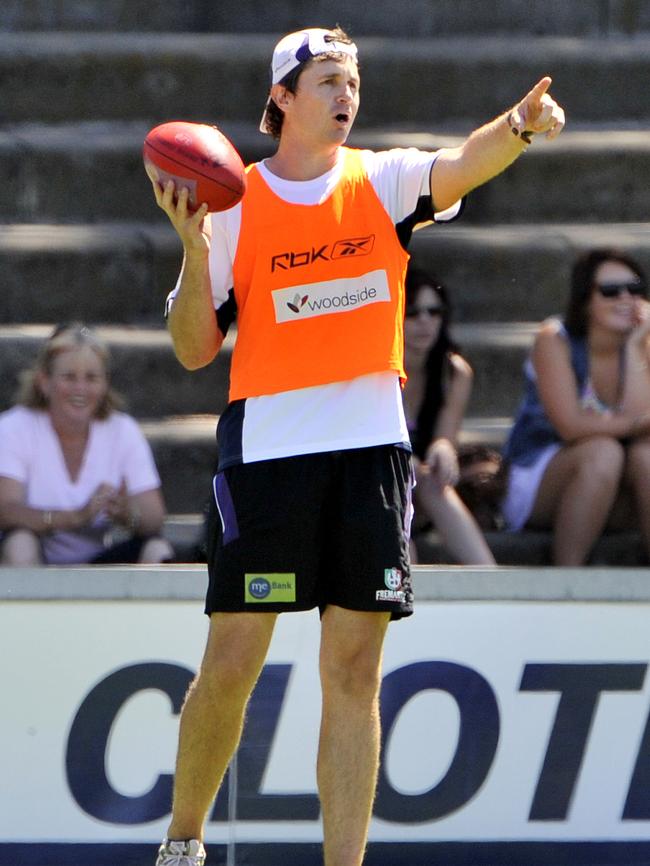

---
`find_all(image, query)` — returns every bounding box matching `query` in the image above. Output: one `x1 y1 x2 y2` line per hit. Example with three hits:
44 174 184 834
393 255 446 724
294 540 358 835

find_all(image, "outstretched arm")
430 76 565 212
151 180 223 370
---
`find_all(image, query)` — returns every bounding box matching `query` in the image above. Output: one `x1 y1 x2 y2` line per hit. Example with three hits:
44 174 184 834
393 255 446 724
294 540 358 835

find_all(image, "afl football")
143 121 246 212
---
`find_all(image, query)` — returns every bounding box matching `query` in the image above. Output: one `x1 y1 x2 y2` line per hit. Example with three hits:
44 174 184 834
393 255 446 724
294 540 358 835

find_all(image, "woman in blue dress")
503 248 650 564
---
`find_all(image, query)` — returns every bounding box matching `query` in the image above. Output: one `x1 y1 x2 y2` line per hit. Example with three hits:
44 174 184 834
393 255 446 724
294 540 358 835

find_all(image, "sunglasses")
595 279 647 299
405 305 444 318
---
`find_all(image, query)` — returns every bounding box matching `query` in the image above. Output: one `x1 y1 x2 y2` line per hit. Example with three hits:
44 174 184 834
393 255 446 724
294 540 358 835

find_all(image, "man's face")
277 56 360 145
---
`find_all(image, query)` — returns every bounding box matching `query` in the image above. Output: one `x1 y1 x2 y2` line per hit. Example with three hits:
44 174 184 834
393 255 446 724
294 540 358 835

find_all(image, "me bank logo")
273 269 391 323
245 573 296 603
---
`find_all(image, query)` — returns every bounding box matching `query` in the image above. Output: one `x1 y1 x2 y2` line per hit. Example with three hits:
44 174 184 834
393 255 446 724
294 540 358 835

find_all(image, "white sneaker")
155 838 206 865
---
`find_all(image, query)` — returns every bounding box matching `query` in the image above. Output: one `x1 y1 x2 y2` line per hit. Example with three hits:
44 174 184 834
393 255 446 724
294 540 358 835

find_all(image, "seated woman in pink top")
0 323 174 565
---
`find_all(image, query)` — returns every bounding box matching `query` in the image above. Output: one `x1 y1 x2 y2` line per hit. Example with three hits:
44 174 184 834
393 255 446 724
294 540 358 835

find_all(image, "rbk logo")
331 236 375 258
271 235 375 272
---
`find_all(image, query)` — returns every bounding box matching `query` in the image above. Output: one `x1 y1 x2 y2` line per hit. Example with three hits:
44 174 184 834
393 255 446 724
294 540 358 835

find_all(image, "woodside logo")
273 269 390 323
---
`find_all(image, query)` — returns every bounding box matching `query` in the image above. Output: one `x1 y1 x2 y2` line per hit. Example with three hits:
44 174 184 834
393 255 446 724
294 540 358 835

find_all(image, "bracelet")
507 111 534 144
42 509 53 530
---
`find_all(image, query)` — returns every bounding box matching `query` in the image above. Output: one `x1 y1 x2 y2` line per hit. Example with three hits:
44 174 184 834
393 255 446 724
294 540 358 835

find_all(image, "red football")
143 121 246 212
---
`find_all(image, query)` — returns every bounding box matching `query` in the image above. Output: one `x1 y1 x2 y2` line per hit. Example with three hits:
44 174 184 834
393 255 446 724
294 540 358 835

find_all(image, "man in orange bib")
151 26 565 866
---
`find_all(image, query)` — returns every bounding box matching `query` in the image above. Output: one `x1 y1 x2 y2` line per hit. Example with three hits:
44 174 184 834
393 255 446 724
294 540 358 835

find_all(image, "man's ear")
270 83 292 110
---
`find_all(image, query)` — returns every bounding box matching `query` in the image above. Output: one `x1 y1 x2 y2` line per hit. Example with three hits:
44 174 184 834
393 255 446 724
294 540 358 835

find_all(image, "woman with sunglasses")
403 266 495 565
503 248 650 564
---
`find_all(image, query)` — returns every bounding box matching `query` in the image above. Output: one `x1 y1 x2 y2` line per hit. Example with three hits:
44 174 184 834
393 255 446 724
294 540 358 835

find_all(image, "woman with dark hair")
403 266 495 564
503 248 650 564
0 323 174 565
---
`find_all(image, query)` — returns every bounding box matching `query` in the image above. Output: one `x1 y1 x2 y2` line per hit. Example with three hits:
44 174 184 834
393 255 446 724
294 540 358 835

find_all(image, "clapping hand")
81 482 115 525
104 479 135 529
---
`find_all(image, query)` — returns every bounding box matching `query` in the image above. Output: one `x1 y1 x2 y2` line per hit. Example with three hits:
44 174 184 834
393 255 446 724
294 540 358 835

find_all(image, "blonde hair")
17 322 124 418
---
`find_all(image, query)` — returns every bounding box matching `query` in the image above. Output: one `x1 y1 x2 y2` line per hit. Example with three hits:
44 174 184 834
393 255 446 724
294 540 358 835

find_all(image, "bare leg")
0 529 43 565
415 475 495 565
528 437 624 565
166 612 277 840
318 606 390 866
138 536 175 563
623 435 650 557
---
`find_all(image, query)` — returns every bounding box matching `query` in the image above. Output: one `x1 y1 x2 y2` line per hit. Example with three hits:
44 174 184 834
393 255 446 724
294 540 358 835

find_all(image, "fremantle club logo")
376 568 405 602
384 567 402 591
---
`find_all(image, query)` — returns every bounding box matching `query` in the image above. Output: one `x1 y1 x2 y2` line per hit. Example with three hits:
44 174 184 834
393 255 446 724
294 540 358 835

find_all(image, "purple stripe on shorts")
213 472 239 545
403 462 415 545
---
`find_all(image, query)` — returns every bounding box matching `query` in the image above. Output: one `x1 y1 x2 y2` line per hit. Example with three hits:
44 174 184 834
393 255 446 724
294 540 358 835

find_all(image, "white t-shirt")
0 406 161 564
167 146 462 468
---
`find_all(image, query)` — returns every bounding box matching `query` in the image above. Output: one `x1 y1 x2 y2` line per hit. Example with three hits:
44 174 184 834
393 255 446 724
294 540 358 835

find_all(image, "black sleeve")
395 194 466 250
215 288 238 337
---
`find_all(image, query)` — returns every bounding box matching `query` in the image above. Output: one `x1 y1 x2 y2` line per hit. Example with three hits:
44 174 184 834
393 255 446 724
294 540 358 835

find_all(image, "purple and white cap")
259 28 358 134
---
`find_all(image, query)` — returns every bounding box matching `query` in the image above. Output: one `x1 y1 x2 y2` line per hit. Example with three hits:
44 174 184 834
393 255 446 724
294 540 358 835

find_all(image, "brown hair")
263 26 356 140
17 322 124 418
565 248 647 338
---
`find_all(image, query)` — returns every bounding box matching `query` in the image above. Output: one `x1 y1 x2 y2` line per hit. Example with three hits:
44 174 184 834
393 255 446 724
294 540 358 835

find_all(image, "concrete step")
0 223 180 325
142 415 216 514
456 323 535 416
459 416 512 449
416 528 647 567
3 121 650 224
0 320 536 422
148 412 513 515
1 33 649 126
0 324 232 418
4 0 650 36
163 513 206 562
164 518 648 566
3 221 650 326
410 221 650 323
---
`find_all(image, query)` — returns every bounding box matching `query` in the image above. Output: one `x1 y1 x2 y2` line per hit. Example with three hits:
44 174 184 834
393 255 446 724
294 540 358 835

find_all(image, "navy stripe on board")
4 841 650 866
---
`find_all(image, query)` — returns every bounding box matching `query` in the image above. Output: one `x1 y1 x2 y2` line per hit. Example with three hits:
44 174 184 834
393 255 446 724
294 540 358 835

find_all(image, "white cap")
259 28 358 134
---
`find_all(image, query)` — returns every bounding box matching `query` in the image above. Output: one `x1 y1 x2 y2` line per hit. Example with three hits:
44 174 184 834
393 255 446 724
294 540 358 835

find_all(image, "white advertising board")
1 598 649 853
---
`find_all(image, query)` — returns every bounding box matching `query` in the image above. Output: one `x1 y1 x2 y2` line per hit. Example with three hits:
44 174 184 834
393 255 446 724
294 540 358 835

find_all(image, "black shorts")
205 444 414 620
